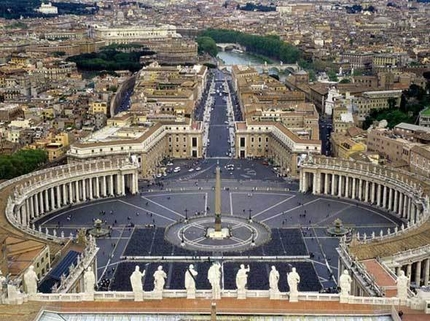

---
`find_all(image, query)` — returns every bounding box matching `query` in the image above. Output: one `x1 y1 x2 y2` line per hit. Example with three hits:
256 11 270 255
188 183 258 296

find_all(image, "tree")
387 97 397 109
0 149 48 179
339 78 351 84
199 29 301 63
196 36 218 57
327 70 338 82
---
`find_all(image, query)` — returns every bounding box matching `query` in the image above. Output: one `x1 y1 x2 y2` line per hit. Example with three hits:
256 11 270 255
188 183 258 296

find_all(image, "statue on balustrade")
396 270 409 301
84 267 96 294
208 262 221 300
23 265 39 295
236 264 250 291
339 270 352 296
153 265 167 292
287 267 300 295
269 266 280 292
0 269 6 301
185 264 198 291
130 265 145 293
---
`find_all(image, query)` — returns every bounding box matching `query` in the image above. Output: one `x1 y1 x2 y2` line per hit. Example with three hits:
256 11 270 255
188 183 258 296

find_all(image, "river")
217 50 267 66
217 50 286 80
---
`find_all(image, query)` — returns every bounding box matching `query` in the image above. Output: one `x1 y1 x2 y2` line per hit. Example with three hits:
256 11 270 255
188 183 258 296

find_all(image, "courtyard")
35 158 403 294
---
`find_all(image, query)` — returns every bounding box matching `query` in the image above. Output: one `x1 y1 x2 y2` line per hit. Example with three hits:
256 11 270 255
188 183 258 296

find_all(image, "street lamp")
185 208 188 223
248 209 253 223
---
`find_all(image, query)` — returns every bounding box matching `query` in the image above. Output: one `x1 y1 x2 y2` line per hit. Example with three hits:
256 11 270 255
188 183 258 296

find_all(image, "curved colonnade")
3 159 139 243
300 156 430 290
300 157 428 225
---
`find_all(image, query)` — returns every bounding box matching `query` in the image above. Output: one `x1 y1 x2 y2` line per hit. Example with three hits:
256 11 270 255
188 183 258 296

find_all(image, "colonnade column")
29 196 34 219
56 186 61 208
382 186 388 209
415 261 422 287
406 197 411 221
399 193 404 217
324 173 329 195
44 189 49 212
69 182 73 203
21 205 27 226
331 174 336 196
424 259 430 286
338 175 342 197
352 178 356 199
95 177 100 198
359 179 363 200
34 194 39 217
302 171 308 193
345 176 349 198
39 192 44 214
377 184 382 207
364 181 369 202
394 190 398 214
109 175 114 196
75 180 80 202
388 187 393 211
407 263 412 280
121 174 125 195
89 178 93 200
370 182 376 204
82 178 86 201
102 176 107 197
50 188 55 210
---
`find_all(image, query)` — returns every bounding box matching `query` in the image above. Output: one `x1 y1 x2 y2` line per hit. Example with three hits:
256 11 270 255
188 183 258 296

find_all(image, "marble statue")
185 264 198 291
208 262 221 300
153 266 167 292
23 265 39 295
269 266 280 292
287 267 300 295
396 270 409 301
84 267 96 294
339 270 352 296
236 264 250 291
0 269 6 300
130 266 145 293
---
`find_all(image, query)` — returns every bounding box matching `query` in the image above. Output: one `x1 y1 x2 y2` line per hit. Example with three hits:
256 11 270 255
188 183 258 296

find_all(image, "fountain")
326 218 349 236
88 218 110 237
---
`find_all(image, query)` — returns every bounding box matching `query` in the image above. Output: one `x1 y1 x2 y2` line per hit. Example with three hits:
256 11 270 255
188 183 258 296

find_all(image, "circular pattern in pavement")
165 215 271 253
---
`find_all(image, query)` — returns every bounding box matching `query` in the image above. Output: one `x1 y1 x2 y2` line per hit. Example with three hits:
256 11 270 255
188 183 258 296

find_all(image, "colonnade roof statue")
153 266 167 291
130 265 145 293
23 265 38 296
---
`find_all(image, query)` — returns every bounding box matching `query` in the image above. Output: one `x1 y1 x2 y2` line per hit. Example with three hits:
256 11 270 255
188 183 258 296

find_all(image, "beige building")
68 112 203 178
354 90 402 119
331 130 367 159
367 128 418 166
3 236 50 280
410 144 430 178
235 121 321 177
131 63 207 117
89 101 108 115
92 25 180 45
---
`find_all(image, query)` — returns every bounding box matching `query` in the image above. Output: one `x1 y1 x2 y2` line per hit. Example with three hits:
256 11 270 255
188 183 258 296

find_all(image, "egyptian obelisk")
214 164 222 232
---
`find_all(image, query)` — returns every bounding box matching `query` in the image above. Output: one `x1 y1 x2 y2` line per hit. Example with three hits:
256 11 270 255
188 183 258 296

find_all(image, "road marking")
139 196 184 218
118 199 177 222
253 195 296 218
260 198 319 223
315 205 353 225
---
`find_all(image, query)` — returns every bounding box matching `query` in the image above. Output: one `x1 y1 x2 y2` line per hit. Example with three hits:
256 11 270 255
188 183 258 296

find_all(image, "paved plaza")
36 158 404 293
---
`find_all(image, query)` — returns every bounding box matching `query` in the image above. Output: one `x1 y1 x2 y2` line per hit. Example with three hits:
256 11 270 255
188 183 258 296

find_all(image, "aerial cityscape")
0 0 429 320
